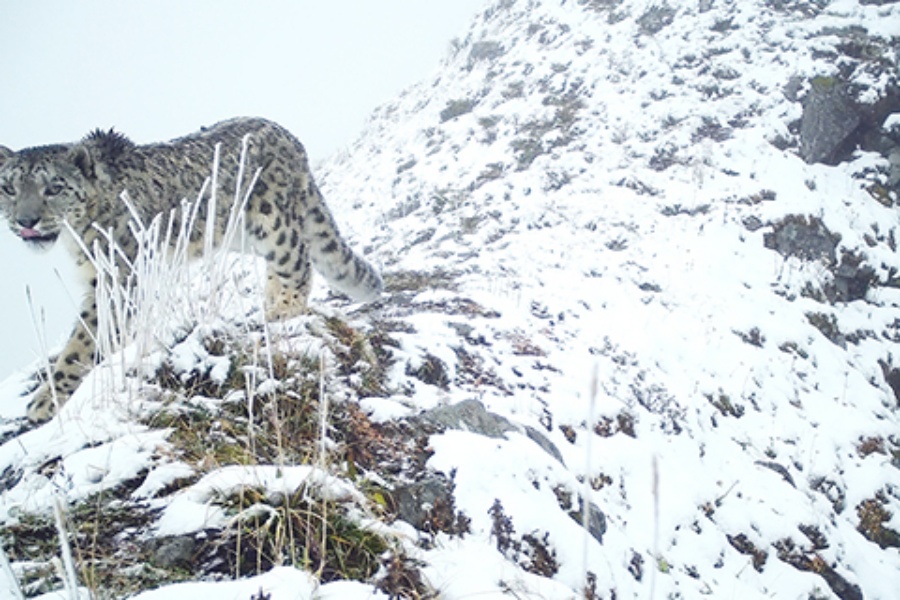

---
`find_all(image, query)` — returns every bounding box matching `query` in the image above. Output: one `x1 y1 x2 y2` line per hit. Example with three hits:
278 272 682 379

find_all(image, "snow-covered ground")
326 0 900 596
2 0 899 598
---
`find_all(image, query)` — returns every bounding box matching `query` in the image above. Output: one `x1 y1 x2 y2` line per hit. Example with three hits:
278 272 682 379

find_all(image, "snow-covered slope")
319 0 900 597
1 0 899 599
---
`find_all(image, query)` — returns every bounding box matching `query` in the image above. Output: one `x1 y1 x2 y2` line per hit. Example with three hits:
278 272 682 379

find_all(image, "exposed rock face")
151 535 197 570
414 398 517 438
799 78 861 165
764 215 877 303
763 215 841 264
799 78 900 175
637 3 676 34
391 475 463 533
830 251 876 303
795 22 899 192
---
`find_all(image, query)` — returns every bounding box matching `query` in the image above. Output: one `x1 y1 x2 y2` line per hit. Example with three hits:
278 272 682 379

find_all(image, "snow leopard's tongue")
19 227 44 239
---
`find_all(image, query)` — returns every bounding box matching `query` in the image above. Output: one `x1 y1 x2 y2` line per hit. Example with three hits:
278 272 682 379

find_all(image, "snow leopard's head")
0 142 98 248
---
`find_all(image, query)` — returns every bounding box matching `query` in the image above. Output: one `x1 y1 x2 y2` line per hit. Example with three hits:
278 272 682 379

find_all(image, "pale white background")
0 0 486 379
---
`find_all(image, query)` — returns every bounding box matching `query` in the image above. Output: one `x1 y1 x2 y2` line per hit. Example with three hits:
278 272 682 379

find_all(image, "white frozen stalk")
25 286 61 416
204 143 221 261
52 495 80 600
219 133 262 257
318 350 329 469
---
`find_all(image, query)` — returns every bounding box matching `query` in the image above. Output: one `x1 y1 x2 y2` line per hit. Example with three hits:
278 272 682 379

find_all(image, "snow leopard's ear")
67 144 99 181
0 146 12 167
69 128 132 182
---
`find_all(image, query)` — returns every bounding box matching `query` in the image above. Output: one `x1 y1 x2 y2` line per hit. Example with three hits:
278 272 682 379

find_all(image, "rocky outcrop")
796 24 899 192
799 77 862 165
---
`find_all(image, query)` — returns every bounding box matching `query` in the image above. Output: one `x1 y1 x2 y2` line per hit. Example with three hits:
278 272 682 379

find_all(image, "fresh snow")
153 465 369 537
2 0 900 598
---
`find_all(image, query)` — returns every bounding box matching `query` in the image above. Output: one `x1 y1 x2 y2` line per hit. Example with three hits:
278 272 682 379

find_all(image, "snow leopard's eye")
44 179 66 197
45 181 65 197
0 181 15 196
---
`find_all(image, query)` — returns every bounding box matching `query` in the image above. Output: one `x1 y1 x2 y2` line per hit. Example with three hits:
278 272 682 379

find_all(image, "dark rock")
875 115 900 193
754 460 796 487
728 533 768 571
765 0 828 17
0 465 23 493
765 217 877 303
764 215 840 264
406 354 451 389
391 475 465 534
628 550 644 580
568 497 607 544
0 417 33 447
829 251 875 303
775 537 863 600
799 523 830 550
151 535 197 569
467 41 505 69
800 77 860 165
796 24 900 168
440 99 477 123
878 359 900 406
742 215 764 231
637 4 676 34
524 426 565 465
807 312 845 347
888 148 900 190
782 76 805 102
416 398 517 438
415 400 566 465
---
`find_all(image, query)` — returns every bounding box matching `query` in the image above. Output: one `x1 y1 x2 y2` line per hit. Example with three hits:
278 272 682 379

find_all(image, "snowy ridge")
320 0 900 597
1 0 899 598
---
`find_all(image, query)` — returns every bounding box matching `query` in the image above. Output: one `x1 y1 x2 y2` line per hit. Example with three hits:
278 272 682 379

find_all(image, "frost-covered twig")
318 350 329 470
25 286 61 416
315 349 330 581
53 495 80 600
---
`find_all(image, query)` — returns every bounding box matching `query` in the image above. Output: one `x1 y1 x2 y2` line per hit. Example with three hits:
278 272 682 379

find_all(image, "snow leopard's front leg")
26 294 98 422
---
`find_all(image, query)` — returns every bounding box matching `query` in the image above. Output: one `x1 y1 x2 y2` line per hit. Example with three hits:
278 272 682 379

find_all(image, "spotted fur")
0 118 383 422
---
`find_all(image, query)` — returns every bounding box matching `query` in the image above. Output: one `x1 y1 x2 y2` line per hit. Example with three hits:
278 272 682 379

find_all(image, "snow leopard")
0 117 383 422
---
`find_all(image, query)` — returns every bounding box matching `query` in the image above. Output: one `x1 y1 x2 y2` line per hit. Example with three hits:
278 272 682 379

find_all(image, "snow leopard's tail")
305 185 383 303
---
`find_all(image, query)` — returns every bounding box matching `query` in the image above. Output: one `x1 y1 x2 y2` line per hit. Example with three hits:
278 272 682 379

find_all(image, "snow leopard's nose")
15 198 43 229
16 215 40 229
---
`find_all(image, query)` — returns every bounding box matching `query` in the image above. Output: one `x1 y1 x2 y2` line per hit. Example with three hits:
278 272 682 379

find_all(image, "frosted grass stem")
53 495 80 600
